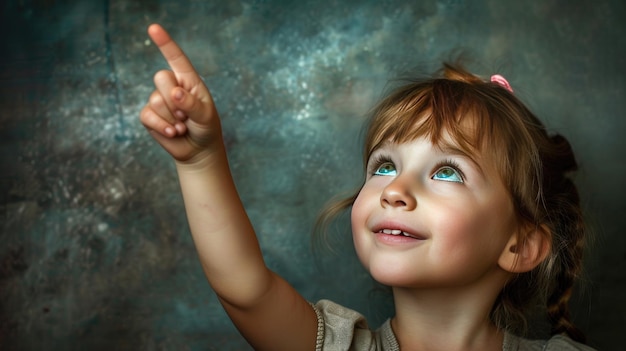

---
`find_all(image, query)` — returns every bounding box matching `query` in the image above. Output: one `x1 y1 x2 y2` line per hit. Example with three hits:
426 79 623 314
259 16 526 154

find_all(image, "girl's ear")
498 224 551 273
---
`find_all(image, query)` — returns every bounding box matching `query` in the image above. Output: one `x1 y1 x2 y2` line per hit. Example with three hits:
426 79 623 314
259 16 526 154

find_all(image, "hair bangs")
364 79 500 167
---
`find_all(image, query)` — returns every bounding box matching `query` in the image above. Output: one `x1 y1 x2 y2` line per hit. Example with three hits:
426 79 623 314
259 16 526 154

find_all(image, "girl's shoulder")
506 332 597 351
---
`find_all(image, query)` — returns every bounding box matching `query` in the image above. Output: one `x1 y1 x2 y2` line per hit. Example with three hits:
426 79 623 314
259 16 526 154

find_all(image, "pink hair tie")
490 74 513 93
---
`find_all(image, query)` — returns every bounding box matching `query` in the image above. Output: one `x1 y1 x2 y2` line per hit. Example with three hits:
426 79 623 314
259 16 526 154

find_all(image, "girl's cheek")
351 187 377 232
351 193 367 225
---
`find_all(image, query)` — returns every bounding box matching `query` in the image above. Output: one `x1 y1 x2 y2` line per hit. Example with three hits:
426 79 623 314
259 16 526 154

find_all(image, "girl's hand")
140 24 222 163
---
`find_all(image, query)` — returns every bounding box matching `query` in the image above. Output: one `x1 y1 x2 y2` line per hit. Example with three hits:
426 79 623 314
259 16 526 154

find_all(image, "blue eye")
432 166 463 183
374 162 397 176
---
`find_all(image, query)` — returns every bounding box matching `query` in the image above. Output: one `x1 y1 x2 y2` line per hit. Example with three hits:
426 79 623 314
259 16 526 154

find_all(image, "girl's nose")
380 177 417 210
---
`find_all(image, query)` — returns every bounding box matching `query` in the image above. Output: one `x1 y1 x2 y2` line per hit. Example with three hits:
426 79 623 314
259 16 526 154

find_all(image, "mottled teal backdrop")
1 0 624 350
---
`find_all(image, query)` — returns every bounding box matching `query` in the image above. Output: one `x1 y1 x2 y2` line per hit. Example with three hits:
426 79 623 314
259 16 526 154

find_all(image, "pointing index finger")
148 24 200 87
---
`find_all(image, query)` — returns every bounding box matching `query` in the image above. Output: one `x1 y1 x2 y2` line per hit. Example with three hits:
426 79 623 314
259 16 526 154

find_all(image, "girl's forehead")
367 101 511 170
377 132 479 160
386 117 483 155
373 120 504 172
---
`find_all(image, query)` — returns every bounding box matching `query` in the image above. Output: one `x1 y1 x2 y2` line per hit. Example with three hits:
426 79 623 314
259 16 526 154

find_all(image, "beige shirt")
312 300 596 351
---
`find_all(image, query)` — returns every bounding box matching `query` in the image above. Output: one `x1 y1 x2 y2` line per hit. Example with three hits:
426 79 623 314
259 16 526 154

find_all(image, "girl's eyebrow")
438 145 485 176
368 142 395 158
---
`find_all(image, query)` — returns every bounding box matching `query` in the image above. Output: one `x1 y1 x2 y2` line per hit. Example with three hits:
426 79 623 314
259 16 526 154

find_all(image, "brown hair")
316 62 587 342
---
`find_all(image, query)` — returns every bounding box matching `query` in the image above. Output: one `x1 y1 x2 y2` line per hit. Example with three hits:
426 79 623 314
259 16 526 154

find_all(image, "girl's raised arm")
139 24 318 351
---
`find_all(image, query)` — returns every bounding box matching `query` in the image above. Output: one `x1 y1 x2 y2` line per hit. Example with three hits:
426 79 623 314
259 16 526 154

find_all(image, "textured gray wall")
1 0 624 350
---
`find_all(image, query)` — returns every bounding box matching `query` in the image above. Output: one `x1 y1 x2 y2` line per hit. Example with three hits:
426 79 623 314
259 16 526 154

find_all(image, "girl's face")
351 135 518 290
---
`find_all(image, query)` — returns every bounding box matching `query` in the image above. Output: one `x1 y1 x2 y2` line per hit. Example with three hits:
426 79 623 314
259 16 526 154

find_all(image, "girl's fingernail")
165 127 174 135
174 89 184 101
175 110 186 119
175 123 185 133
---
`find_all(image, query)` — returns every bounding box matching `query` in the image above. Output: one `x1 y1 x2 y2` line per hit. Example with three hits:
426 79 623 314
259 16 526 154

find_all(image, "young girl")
140 24 595 351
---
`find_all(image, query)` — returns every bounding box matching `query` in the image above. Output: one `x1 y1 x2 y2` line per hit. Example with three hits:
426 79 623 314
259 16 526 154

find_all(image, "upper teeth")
382 229 410 236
